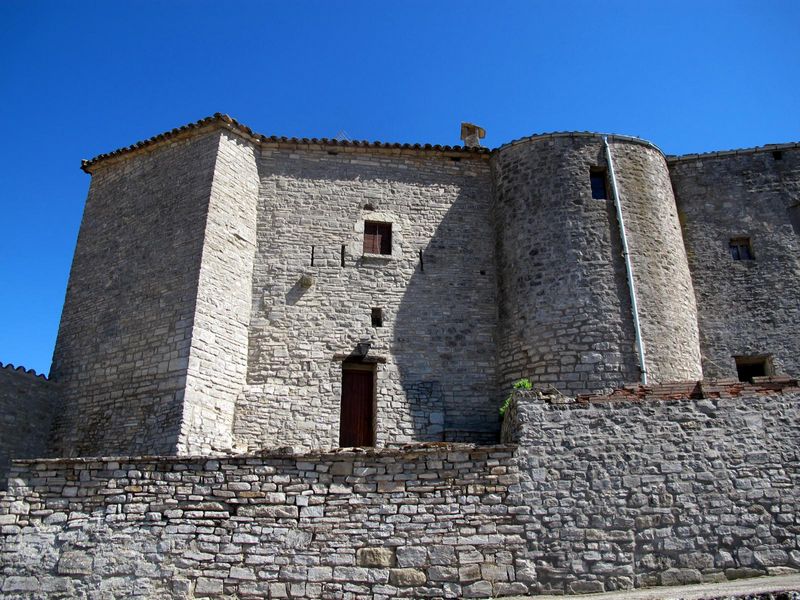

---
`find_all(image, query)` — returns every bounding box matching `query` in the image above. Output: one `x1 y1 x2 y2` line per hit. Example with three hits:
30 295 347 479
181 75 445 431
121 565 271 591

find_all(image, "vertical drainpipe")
604 136 648 385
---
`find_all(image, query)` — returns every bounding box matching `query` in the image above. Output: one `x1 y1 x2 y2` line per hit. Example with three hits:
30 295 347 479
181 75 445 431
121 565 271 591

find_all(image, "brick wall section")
670 147 800 379
49 130 224 457
492 134 701 395
178 132 259 454
0 445 525 599
0 364 57 490
502 382 800 594
236 147 498 450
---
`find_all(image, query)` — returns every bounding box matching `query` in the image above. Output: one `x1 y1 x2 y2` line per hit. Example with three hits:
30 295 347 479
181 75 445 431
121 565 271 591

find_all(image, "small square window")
371 307 383 327
729 237 754 260
363 221 392 255
590 169 608 200
734 356 771 382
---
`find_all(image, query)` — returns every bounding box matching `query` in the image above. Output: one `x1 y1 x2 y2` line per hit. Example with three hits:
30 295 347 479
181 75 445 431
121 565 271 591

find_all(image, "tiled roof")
666 140 800 163
80 113 800 173
81 113 490 172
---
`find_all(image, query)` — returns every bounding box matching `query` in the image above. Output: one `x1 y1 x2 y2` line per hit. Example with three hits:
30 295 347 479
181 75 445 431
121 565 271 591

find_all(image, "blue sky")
1 0 799 375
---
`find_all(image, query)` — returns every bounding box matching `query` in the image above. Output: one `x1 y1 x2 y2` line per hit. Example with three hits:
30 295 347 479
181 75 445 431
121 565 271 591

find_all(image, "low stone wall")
503 380 800 594
2 381 798 598
0 363 57 490
0 444 525 599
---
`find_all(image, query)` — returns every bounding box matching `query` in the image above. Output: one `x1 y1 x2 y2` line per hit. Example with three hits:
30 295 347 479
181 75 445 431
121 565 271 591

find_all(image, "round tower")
491 133 702 395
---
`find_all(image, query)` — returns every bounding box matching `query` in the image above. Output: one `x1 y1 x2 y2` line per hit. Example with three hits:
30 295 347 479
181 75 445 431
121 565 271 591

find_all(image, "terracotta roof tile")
80 113 799 173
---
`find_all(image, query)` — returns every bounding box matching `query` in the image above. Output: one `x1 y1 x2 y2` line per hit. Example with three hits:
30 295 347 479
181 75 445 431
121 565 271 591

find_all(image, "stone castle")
0 114 798 598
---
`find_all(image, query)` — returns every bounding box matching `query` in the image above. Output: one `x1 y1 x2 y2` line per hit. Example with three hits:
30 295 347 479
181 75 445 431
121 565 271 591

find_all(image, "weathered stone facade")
493 134 702 395
670 147 800 380
1 382 797 598
30 115 797 456
239 141 497 449
1 115 799 597
503 380 800 594
0 445 524 599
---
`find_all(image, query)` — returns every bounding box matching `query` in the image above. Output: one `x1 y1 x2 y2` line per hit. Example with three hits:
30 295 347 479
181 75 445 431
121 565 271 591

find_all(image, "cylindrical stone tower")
491 133 702 395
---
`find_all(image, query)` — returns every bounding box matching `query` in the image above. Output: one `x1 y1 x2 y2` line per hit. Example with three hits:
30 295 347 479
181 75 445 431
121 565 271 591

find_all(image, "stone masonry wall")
0 445 525 599
179 131 260 454
0 364 57 490
236 147 498 450
503 382 800 594
609 140 702 384
491 134 701 395
670 147 800 379
49 129 224 457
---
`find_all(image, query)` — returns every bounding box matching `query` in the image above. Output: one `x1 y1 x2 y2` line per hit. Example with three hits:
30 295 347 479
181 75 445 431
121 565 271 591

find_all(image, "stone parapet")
0 363 57 490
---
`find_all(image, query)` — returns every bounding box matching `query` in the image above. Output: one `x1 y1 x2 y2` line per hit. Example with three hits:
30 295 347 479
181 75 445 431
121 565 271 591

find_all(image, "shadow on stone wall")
390 180 500 443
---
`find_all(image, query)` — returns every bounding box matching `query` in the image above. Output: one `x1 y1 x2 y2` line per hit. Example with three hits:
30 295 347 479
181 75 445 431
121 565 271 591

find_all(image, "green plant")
499 378 532 418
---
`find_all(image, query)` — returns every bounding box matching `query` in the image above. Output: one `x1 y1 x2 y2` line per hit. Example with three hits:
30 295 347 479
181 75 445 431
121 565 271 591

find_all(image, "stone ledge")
8 441 518 470
500 573 800 600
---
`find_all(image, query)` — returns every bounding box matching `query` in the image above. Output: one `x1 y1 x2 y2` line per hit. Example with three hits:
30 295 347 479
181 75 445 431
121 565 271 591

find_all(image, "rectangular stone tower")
50 121 259 456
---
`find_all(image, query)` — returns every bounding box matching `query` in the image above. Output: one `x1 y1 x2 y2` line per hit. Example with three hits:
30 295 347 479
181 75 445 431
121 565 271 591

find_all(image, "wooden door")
339 369 375 447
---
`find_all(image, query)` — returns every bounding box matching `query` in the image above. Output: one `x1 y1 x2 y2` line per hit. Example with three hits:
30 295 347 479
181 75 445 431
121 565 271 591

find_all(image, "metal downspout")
603 136 648 385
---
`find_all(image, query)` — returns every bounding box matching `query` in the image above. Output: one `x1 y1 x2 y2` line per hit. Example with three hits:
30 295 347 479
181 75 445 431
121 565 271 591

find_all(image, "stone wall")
0 364 56 490
2 382 798 597
0 445 525 599
237 146 498 450
492 134 702 395
608 140 702 384
49 129 224 457
670 146 800 379
178 131 260 454
503 381 800 594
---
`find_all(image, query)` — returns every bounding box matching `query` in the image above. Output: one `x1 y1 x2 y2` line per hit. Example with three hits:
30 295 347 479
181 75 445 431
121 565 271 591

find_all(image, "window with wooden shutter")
363 221 392 255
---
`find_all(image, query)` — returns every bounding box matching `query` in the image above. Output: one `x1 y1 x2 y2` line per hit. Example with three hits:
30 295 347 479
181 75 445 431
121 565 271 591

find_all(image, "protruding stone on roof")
460 122 486 148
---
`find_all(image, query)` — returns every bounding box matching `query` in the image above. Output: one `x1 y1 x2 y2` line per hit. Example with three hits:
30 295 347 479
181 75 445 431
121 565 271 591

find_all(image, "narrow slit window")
371 308 383 327
729 237 754 260
735 356 770 382
590 169 608 200
363 221 392 255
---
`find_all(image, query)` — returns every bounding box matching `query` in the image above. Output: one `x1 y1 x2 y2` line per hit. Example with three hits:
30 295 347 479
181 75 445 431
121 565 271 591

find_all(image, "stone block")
229 566 256 580
269 582 288 598
357 547 395 568
396 546 427 567
481 563 510 582
659 568 702 586
429 545 456 565
459 565 481 583
462 580 493 598
569 580 604 594
428 566 458 582
195 577 223 595
306 567 332 581
57 551 93 575
389 568 426 587
754 548 789 566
